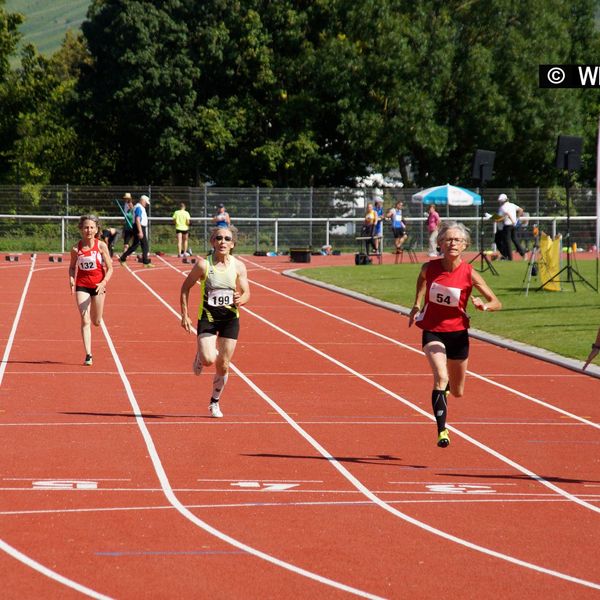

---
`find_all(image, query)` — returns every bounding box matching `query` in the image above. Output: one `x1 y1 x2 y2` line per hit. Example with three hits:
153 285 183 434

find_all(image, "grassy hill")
5 0 89 57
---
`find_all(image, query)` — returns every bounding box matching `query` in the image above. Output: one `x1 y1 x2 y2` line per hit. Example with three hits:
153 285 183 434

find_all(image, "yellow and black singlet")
198 255 239 322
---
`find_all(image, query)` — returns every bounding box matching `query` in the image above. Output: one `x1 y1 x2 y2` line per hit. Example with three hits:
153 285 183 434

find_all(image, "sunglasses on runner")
215 235 233 241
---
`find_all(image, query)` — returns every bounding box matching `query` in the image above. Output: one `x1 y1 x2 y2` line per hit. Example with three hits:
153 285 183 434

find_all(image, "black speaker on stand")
469 149 498 275
537 135 596 291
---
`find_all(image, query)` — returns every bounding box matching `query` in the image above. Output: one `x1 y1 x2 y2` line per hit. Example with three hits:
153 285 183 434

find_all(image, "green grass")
6 0 89 57
296 258 600 362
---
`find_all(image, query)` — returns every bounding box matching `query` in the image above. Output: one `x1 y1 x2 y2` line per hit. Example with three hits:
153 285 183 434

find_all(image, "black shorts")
392 226 406 238
197 318 240 340
75 285 99 297
176 229 189 235
422 329 469 360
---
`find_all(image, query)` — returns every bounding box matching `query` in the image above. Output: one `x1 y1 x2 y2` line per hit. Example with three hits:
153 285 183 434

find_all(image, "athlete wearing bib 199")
180 225 250 419
197 254 240 339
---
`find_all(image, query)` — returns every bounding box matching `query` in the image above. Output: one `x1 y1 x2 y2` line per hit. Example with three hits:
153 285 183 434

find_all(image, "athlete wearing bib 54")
69 214 113 366
408 221 501 448
180 226 250 418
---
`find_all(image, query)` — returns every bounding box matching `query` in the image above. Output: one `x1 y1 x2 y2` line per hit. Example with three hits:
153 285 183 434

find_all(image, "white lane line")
0 254 112 599
3 495 594 518
244 305 600 515
247 276 600 431
0 254 36 388
154 256 600 589
101 325 382 598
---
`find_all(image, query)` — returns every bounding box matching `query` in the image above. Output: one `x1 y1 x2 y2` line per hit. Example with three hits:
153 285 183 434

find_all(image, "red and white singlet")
75 239 105 288
415 259 473 332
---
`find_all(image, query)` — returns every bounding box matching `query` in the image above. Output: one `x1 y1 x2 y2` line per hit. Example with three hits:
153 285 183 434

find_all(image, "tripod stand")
537 152 596 292
522 230 543 295
469 151 498 275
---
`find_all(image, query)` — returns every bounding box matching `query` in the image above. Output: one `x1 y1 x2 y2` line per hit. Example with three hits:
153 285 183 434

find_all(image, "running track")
1 252 599 599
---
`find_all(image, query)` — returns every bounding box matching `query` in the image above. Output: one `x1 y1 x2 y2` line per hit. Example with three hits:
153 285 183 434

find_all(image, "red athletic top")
75 239 105 288
415 259 473 332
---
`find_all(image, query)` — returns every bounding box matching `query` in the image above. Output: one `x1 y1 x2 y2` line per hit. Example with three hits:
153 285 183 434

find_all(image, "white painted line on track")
0 254 112 599
0 254 36 388
102 280 383 598
247 276 600 432
243 305 600 515
151 255 600 590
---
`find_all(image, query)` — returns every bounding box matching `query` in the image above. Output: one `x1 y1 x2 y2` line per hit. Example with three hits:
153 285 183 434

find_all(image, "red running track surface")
0 252 599 599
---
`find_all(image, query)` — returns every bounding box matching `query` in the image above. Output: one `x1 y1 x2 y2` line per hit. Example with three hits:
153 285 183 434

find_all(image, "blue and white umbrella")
412 184 482 206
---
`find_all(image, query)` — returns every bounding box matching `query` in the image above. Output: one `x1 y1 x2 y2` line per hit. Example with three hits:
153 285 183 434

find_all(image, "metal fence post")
65 183 69 249
309 186 313 248
255 186 260 253
275 219 279 253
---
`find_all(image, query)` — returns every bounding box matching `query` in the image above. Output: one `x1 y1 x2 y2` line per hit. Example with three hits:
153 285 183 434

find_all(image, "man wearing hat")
496 193 525 260
119 194 154 267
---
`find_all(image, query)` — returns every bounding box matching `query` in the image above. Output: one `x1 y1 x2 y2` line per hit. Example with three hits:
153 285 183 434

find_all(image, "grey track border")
283 268 600 380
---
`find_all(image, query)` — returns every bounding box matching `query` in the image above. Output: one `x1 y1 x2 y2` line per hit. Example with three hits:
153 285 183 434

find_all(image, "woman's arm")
408 263 428 327
471 270 502 312
180 259 207 332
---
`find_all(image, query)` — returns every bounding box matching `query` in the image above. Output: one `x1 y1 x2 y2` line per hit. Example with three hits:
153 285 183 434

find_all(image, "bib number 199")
208 289 233 306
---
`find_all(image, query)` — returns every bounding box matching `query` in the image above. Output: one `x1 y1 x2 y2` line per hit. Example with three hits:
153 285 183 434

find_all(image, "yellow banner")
538 233 561 291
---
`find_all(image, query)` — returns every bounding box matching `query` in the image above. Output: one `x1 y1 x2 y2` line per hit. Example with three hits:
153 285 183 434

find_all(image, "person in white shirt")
497 193 525 260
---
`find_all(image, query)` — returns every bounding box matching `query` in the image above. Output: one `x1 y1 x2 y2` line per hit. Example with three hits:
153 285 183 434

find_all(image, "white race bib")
78 252 99 271
429 282 461 307
208 288 234 307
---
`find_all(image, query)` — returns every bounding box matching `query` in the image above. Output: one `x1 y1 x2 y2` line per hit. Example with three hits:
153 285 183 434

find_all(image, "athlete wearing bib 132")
408 221 501 448
69 215 113 367
180 226 250 418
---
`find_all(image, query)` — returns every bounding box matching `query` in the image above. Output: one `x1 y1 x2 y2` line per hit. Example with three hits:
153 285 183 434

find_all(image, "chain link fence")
0 184 598 254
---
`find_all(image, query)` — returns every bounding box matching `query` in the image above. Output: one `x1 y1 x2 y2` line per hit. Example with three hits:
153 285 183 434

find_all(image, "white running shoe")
193 352 203 375
209 401 223 418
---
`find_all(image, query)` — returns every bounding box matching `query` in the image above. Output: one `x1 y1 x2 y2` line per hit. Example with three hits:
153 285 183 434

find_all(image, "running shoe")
193 352 203 375
144 263 155 268
84 354 93 366
209 401 223 418
437 429 450 448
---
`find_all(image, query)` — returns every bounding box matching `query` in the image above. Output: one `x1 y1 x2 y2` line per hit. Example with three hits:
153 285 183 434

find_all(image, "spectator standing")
119 194 154 267
173 202 192 257
213 203 231 228
373 199 384 253
387 200 408 252
362 202 378 253
497 193 525 260
121 193 135 253
427 204 441 257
